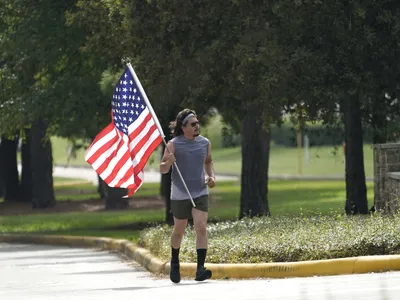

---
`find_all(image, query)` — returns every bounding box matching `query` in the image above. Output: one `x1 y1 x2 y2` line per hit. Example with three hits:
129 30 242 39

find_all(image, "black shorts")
170 195 209 220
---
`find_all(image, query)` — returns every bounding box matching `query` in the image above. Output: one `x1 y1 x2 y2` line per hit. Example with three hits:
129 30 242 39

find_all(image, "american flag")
85 67 163 196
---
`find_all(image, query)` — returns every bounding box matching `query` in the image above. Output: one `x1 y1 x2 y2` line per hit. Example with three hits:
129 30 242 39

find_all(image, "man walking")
160 108 216 283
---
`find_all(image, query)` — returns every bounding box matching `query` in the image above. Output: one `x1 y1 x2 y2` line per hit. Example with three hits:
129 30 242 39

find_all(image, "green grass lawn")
0 180 374 237
0 177 92 203
210 144 374 177
209 180 374 218
55 180 373 217
2 118 384 263
49 113 375 177
0 179 378 262
50 134 374 177
50 136 89 167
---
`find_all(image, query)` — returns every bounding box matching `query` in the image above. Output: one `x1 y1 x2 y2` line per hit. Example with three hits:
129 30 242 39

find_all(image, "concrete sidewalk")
1 243 399 300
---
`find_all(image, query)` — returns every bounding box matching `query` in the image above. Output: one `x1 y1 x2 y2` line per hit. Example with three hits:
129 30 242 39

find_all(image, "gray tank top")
170 135 210 200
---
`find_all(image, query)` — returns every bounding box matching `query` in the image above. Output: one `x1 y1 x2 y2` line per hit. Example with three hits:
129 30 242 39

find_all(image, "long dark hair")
169 108 197 137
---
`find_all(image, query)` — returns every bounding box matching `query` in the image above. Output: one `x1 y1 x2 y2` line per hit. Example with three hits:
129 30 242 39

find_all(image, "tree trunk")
344 97 368 215
161 170 173 225
104 185 129 210
160 116 174 225
371 98 388 144
0 137 4 198
20 130 33 202
97 175 106 199
160 141 173 225
0 172 3 199
239 105 271 218
30 119 56 209
96 174 128 209
0 135 20 202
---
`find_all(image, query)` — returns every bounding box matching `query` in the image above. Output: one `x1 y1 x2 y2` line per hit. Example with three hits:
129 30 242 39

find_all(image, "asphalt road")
1 243 399 300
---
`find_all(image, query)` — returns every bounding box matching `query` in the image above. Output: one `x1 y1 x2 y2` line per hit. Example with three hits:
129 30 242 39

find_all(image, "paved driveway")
1 243 399 300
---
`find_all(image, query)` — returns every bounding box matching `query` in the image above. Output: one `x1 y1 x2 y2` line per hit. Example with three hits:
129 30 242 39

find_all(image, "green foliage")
268 0 400 126
3 0 399 154
139 214 400 263
0 0 112 141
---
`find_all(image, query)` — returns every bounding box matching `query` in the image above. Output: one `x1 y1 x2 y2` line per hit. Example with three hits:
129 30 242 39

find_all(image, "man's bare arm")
204 143 215 187
160 142 175 174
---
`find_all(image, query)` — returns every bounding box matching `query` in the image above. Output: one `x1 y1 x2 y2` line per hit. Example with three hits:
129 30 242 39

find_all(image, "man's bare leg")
171 217 188 249
192 208 212 281
170 217 187 283
192 208 208 248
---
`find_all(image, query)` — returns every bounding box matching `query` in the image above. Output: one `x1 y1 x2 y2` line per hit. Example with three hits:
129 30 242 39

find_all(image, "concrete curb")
1 233 400 279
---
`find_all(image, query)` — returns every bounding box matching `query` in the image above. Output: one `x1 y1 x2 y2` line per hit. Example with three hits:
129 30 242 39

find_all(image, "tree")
1 0 115 208
184 1 282 217
127 0 283 217
261 0 400 214
68 0 216 219
0 1 65 207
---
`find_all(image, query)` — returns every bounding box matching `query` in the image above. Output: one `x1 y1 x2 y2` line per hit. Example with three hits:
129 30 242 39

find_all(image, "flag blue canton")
111 69 146 135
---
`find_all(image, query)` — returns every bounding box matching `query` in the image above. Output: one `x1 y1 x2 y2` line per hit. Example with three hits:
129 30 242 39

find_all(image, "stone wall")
385 173 400 214
374 143 400 214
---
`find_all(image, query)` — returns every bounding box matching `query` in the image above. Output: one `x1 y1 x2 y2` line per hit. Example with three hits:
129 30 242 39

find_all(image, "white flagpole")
126 63 196 208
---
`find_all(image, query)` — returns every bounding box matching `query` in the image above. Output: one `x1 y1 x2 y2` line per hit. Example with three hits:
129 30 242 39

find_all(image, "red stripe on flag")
115 164 135 187
94 137 125 176
129 113 153 139
86 127 119 166
104 148 132 184
131 123 157 157
133 134 162 173
87 123 114 147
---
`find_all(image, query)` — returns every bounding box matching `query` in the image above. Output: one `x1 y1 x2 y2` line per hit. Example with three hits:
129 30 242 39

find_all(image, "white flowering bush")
138 214 400 263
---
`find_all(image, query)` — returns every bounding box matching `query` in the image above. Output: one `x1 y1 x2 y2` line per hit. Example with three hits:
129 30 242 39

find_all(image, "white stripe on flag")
131 129 161 166
129 117 156 150
91 136 121 170
85 128 117 160
128 108 149 135
100 134 130 180
108 157 135 187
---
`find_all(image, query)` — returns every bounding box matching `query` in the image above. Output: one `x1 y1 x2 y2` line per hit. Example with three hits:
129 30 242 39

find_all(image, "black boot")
195 266 212 281
170 262 181 283
170 247 181 283
195 248 212 281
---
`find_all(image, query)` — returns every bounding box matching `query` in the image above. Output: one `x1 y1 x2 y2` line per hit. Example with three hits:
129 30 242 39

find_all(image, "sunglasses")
189 121 199 127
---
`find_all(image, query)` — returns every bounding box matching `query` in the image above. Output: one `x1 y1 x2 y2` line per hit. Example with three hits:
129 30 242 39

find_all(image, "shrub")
138 214 400 263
